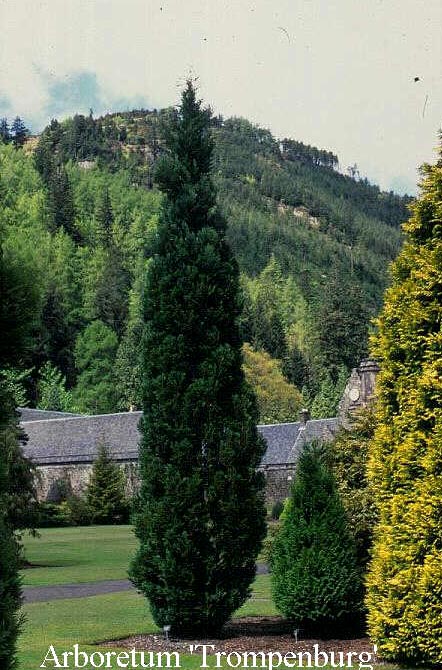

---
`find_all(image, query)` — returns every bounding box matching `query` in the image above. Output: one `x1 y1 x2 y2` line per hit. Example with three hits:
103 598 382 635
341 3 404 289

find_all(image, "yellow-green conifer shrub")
366 147 442 666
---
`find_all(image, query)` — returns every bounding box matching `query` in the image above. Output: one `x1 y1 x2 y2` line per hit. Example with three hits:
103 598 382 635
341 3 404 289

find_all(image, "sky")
0 0 441 195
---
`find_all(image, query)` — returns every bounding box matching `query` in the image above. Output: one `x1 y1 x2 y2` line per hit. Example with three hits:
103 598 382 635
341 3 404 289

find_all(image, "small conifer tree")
86 444 128 524
271 442 362 632
366 146 442 665
130 81 266 636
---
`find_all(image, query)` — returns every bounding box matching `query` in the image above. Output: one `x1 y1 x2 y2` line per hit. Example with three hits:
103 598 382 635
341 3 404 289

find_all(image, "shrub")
271 442 362 634
37 497 92 527
37 502 71 528
261 520 281 563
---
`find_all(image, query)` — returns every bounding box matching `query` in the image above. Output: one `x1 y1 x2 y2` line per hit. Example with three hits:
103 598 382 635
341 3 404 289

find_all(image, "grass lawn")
18 525 277 668
19 586 277 669
21 525 137 586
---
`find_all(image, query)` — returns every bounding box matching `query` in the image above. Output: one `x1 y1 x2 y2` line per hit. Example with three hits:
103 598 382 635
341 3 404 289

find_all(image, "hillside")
0 109 411 420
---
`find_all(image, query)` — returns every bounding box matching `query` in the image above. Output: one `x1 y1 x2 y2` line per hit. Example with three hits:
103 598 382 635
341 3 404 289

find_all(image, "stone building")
20 360 379 504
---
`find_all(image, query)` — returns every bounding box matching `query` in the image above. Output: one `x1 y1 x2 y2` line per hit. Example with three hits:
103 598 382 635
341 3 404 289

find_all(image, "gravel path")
23 564 269 603
23 579 135 603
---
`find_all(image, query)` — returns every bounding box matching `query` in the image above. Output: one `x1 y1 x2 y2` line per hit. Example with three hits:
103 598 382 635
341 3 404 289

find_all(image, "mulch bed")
106 616 377 657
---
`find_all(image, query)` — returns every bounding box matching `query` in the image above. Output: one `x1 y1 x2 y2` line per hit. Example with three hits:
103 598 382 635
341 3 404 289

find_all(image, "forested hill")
0 110 411 420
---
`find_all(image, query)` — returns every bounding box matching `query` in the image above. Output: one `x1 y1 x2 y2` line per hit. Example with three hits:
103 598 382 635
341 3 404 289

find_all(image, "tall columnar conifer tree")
130 81 266 636
366 146 442 665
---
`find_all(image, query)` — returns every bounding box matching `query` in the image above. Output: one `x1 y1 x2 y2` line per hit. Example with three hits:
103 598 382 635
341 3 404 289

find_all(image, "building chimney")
299 408 310 425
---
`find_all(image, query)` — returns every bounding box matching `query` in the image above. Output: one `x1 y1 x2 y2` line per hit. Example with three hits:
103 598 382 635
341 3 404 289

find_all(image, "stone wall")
35 461 140 502
259 465 297 504
35 460 296 505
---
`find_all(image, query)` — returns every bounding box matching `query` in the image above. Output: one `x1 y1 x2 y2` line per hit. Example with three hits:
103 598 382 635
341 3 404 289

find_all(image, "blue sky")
0 0 441 195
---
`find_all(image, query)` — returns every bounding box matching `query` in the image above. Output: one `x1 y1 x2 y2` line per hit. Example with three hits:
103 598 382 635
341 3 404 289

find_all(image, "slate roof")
18 408 83 422
289 417 339 463
21 411 339 467
22 412 142 465
258 422 301 465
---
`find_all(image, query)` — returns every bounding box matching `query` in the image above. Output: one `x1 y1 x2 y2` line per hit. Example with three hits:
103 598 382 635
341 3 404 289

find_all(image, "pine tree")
10 116 28 149
0 385 23 670
48 166 79 242
0 118 10 144
271 442 362 633
86 444 128 524
129 81 266 636
313 273 369 381
93 247 130 338
95 188 113 247
366 146 442 665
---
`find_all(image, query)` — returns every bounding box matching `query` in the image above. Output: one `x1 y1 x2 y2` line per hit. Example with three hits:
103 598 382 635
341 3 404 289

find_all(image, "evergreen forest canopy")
0 107 412 419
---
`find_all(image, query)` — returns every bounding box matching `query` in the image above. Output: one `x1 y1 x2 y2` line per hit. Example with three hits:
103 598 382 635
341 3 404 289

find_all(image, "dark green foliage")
36 502 71 528
0 385 23 670
39 289 77 387
311 274 370 382
270 500 284 520
93 245 130 338
0 517 21 670
271 442 362 632
34 113 120 173
86 444 129 524
58 496 92 527
0 212 39 535
0 389 35 531
10 117 28 149
73 320 118 414
281 138 338 170
36 497 92 527
130 82 266 636
253 298 287 360
33 119 63 183
0 217 42 368
282 345 309 389
0 118 10 144
48 165 79 241
95 187 113 247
